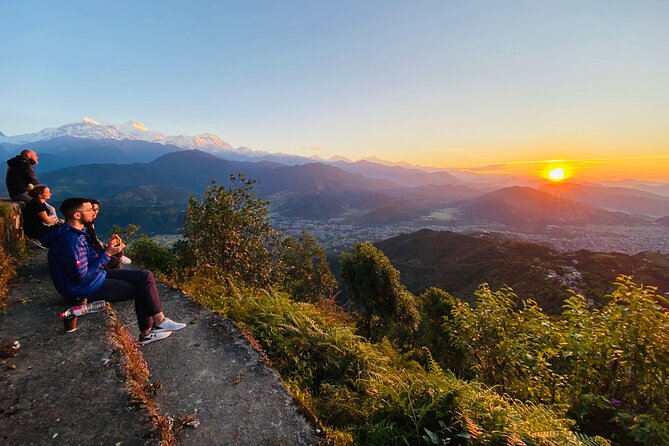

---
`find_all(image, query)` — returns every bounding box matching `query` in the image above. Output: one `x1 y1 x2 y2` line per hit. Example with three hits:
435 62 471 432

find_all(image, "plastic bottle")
59 300 106 318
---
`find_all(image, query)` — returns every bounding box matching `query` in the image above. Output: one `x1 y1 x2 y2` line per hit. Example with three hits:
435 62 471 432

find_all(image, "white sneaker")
153 317 186 333
139 330 172 346
120 256 132 265
31 239 48 250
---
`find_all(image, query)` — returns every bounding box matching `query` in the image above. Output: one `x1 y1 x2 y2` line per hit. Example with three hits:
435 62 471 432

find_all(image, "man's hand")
105 242 125 257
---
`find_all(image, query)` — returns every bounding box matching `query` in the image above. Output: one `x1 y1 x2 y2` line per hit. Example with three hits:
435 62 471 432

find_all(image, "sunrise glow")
541 166 571 182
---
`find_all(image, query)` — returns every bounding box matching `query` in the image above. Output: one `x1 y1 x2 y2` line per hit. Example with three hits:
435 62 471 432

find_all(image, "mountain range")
3 119 669 236
0 117 235 152
37 150 485 231
32 149 669 236
0 118 321 168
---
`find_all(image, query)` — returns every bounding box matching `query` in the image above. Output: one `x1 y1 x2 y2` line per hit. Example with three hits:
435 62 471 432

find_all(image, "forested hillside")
375 229 669 313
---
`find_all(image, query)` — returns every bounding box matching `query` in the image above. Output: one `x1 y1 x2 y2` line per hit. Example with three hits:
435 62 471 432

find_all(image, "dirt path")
0 250 323 445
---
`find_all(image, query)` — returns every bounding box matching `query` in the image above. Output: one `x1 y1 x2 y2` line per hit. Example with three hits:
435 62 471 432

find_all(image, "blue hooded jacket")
41 224 110 303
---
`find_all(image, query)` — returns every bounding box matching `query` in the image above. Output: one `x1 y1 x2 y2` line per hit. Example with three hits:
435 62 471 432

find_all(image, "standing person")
42 197 186 345
24 185 62 240
85 199 131 270
5 149 40 203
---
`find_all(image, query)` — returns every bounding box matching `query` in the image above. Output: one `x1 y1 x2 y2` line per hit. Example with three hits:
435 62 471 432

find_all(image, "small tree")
414 287 471 378
280 230 337 302
340 241 420 343
182 174 277 289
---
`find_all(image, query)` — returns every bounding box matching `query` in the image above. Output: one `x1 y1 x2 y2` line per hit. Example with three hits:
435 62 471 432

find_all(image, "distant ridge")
656 215 669 226
331 159 470 187
461 186 642 227
540 181 669 217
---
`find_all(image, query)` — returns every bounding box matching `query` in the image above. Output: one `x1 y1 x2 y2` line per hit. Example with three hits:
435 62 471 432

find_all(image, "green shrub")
561 277 669 444
341 242 420 345
280 230 337 302
128 236 177 275
450 277 669 445
181 175 278 289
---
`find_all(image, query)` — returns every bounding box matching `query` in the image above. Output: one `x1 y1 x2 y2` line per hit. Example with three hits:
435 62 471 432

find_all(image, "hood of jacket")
41 223 73 248
7 155 30 169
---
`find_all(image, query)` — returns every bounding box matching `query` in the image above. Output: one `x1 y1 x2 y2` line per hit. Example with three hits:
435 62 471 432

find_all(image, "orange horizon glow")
450 155 669 182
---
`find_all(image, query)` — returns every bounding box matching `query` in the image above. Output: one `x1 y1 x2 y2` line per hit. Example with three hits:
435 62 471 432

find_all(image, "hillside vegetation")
0 201 27 308
375 229 669 314
130 176 668 445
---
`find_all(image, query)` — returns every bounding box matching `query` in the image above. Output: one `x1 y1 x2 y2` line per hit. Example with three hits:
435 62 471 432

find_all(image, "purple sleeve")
62 234 110 284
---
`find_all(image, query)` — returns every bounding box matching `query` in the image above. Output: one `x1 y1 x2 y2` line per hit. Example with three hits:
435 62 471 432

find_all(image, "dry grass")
0 250 17 312
105 304 196 445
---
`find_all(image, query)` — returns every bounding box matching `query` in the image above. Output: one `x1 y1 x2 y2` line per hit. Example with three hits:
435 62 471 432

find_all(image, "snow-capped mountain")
0 118 235 152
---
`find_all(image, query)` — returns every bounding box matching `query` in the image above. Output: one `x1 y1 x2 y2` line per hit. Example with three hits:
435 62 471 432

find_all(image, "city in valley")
273 218 669 255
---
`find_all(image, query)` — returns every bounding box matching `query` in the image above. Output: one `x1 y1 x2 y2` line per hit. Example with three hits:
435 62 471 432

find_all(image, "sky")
1 0 668 179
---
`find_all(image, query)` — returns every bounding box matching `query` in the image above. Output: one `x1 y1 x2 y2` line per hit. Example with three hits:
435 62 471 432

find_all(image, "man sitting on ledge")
41 197 186 345
5 149 40 204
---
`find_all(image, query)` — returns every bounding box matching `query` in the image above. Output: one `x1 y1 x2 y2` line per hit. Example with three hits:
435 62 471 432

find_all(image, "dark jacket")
5 155 39 197
24 200 53 239
41 224 111 303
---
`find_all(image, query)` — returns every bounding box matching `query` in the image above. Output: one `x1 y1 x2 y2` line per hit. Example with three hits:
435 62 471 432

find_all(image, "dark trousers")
89 269 163 331
10 192 31 204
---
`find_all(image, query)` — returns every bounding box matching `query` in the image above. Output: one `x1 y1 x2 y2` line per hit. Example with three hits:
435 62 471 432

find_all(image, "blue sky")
1 0 668 175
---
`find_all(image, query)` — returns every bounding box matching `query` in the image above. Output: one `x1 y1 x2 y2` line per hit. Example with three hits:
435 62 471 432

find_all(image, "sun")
542 166 572 182
548 167 566 181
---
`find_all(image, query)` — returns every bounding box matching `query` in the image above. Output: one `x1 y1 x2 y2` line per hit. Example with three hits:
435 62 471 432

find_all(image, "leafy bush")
413 288 472 379
341 242 420 344
127 236 177 275
181 174 280 289
561 277 669 444
279 230 337 302
450 277 669 445
452 284 567 405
